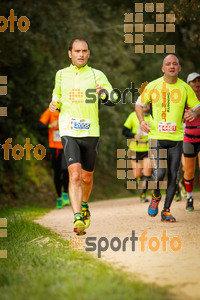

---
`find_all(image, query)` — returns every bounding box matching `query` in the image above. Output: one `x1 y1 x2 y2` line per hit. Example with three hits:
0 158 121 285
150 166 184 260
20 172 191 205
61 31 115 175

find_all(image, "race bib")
53 130 61 142
158 122 176 133
70 118 91 131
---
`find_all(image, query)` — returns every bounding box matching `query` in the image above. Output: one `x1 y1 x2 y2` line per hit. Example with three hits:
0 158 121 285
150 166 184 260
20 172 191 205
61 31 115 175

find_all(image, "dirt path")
35 193 200 300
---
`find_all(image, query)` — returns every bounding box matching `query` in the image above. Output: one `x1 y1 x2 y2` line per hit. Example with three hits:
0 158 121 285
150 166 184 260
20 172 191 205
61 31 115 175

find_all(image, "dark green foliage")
1 0 200 205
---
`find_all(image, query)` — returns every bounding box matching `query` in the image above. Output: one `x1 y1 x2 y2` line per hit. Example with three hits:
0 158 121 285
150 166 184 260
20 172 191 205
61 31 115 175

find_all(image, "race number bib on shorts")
53 130 61 142
158 122 176 133
70 118 91 131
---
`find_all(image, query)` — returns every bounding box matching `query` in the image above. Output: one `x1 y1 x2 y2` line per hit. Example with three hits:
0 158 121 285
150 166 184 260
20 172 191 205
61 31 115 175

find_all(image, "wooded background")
1 0 200 206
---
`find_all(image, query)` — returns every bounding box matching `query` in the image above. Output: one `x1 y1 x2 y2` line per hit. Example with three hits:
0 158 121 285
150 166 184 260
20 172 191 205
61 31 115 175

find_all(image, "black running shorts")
129 150 148 163
183 141 200 158
61 136 100 172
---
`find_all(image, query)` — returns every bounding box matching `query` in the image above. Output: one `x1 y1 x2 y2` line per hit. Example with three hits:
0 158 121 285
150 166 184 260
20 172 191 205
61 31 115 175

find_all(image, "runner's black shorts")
183 141 200 158
129 150 148 163
61 136 100 172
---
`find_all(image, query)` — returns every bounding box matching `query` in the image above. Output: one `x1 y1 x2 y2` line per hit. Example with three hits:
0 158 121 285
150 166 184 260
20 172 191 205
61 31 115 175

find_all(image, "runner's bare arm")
135 104 150 133
194 106 200 117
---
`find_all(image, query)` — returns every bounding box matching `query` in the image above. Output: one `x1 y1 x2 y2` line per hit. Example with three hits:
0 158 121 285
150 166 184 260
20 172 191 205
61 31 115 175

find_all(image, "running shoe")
173 190 181 202
161 209 176 222
73 215 85 234
61 192 70 206
140 193 149 203
56 197 63 209
179 180 187 198
81 206 91 229
148 194 161 217
186 197 194 212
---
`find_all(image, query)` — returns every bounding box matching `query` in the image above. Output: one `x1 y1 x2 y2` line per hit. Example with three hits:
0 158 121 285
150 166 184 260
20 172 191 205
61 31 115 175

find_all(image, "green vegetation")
1 0 200 206
0 207 175 300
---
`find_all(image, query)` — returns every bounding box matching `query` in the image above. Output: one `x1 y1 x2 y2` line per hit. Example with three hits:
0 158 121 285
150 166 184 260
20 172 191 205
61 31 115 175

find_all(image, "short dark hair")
68 38 90 51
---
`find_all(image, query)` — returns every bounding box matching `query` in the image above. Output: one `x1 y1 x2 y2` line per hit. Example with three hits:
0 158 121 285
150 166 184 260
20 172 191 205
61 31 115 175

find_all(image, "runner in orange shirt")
39 108 69 208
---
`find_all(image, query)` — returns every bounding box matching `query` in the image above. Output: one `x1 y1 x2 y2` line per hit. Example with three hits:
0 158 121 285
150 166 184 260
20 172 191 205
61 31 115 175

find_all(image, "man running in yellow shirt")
122 103 153 202
49 38 115 234
135 55 200 222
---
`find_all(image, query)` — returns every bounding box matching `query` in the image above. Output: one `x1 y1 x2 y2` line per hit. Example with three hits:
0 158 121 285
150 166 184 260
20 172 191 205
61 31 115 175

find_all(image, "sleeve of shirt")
95 70 118 104
95 70 113 92
39 108 51 125
186 85 200 111
124 113 133 129
136 95 145 107
122 126 135 138
52 70 62 109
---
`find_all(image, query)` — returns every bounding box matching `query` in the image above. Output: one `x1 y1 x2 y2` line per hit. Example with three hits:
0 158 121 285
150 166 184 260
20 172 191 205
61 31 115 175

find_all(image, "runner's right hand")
50 120 58 128
140 121 150 133
184 108 197 122
49 101 59 112
134 134 142 140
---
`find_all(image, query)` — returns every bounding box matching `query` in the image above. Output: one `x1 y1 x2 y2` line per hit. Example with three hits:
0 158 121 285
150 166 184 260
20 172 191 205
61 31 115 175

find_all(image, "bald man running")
135 55 200 222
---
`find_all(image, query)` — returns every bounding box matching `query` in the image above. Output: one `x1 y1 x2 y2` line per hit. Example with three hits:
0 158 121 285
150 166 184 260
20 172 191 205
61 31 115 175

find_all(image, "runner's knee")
70 171 81 185
184 168 195 179
134 169 142 178
154 168 165 181
168 171 178 183
82 172 93 185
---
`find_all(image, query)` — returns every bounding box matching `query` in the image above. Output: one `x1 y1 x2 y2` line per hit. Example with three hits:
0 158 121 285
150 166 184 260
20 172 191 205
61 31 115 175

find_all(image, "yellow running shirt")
124 112 153 151
52 64 113 138
137 77 200 141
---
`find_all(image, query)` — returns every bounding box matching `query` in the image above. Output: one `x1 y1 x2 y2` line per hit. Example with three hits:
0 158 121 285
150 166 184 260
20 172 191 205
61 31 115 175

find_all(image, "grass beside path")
0 206 175 300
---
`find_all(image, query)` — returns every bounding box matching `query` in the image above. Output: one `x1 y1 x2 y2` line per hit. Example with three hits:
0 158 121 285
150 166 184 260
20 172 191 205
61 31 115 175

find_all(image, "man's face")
162 55 181 78
189 77 200 95
68 40 90 68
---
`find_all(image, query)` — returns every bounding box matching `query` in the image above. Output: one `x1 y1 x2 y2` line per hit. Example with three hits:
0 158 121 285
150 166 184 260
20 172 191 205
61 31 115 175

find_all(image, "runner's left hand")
184 109 197 122
96 84 103 94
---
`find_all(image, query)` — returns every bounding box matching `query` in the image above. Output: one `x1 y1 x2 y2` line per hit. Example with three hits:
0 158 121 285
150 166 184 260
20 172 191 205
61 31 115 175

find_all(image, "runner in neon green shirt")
137 77 199 141
123 104 153 202
135 55 200 222
52 64 114 138
49 38 115 234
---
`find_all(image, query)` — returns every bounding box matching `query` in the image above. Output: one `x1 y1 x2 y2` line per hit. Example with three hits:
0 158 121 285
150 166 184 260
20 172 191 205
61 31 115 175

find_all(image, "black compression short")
61 136 100 172
183 141 200 158
130 150 148 163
